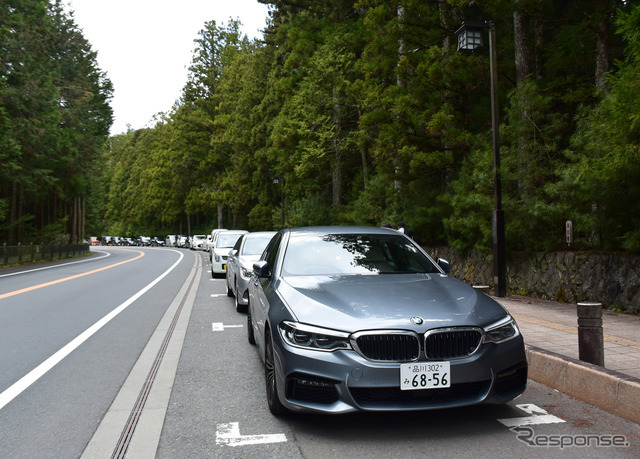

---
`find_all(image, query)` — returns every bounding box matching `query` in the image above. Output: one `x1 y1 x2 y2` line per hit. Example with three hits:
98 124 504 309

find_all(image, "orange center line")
0 249 145 300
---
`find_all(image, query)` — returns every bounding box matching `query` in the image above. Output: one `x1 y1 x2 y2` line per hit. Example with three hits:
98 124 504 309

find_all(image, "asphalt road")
0 247 638 458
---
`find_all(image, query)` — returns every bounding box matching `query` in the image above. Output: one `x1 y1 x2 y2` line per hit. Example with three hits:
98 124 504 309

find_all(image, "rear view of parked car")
226 231 276 312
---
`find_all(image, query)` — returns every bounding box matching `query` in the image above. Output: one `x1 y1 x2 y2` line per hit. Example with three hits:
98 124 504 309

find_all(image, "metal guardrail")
1 243 90 267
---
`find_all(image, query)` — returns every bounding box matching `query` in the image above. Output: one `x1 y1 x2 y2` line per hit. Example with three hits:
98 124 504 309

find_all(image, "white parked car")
177 235 189 248
190 234 207 250
206 228 227 252
210 230 247 277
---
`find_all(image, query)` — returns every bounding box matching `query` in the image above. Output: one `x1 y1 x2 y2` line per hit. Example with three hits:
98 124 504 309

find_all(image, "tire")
265 330 287 416
247 306 256 345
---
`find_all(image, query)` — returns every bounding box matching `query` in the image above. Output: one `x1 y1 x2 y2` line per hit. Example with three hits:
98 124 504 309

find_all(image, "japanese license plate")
400 362 450 390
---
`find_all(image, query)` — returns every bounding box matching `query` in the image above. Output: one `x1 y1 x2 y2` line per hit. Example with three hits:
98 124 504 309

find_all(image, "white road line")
212 323 243 331
216 422 286 447
0 251 184 412
0 249 111 278
497 403 565 428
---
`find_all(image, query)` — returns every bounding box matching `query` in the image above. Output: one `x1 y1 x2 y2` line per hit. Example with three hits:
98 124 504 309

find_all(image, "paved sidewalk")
495 295 640 424
497 295 640 379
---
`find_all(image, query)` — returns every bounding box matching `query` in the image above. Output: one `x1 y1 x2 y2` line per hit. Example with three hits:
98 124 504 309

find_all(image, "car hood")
278 274 509 332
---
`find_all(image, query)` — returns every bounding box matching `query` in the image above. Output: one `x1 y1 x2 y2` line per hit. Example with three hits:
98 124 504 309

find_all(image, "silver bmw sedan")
247 226 527 415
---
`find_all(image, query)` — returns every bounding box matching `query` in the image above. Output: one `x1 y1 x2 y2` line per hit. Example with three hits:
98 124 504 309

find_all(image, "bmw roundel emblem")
410 316 424 325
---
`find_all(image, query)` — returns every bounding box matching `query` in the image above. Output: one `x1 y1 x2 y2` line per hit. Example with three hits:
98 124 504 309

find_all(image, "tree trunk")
332 87 342 207
71 197 77 243
439 0 458 50
513 5 533 85
534 16 544 80
595 0 613 89
513 2 534 198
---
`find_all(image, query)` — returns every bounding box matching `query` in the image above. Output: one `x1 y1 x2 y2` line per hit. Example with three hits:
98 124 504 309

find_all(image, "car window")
242 235 274 256
232 235 244 252
281 233 439 276
216 233 244 248
262 232 282 272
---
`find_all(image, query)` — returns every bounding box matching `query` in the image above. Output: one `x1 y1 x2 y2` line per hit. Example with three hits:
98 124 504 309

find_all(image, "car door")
250 232 283 357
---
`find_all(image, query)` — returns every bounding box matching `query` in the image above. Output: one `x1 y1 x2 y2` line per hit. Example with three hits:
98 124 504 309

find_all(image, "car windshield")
242 236 273 256
281 233 440 276
217 233 244 248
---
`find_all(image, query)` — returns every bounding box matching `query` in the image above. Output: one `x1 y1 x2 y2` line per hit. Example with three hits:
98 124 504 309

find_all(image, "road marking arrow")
498 403 565 428
216 422 286 447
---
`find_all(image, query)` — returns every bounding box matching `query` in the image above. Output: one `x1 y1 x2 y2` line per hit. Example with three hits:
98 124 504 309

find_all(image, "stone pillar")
577 302 604 367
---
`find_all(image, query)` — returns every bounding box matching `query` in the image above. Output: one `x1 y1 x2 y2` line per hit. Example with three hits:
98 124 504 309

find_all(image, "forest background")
2 0 640 257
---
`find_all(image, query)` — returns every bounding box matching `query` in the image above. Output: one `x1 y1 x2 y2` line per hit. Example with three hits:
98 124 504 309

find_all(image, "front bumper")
272 332 527 414
212 260 227 274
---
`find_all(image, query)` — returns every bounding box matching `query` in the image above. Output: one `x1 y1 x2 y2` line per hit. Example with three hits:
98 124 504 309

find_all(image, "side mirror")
437 258 450 274
253 260 271 278
229 249 238 257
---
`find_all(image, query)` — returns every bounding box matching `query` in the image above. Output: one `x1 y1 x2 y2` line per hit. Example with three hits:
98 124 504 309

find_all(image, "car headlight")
279 322 352 352
215 254 222 262
483 316 520 344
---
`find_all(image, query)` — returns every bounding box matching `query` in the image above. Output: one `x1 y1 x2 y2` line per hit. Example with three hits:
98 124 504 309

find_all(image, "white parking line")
212 323 243 331
216 422 286 447
497 404 565 428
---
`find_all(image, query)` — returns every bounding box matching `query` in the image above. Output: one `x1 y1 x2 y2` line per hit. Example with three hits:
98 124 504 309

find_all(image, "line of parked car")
100 236 166 246
97 234 221 249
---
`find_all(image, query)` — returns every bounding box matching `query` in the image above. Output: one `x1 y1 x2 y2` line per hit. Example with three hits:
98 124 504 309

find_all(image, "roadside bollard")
577 302 604 367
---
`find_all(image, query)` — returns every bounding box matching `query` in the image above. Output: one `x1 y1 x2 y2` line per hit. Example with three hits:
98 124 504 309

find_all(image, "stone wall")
425 247 640 314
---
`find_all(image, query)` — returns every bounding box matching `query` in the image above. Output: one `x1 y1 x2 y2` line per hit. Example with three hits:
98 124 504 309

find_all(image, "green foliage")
92 0 640 257
555 2 640 250
0 0 112 243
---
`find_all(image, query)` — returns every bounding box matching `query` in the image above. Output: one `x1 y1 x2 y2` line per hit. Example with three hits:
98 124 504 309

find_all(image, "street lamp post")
456 21 506 297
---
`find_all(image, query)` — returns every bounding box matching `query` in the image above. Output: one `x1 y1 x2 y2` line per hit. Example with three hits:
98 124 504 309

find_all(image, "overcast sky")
65 0 270 135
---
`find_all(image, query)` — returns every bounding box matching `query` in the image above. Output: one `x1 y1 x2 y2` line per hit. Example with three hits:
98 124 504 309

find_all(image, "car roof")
244 231 277 238
283 225 400 236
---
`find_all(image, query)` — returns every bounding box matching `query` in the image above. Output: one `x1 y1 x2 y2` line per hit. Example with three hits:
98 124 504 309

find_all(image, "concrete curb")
526 345 640 425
